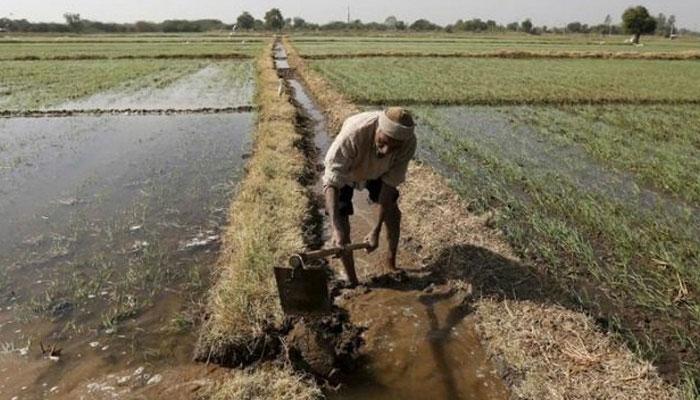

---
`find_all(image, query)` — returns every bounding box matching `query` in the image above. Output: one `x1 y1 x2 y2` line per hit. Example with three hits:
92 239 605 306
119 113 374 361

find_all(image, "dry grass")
204 366 322 400
475 299 680 400
194 40 309 361
287 37 685 399
302 49 700 61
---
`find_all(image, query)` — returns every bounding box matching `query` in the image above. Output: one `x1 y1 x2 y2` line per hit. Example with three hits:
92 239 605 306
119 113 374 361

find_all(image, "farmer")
323 107 417 286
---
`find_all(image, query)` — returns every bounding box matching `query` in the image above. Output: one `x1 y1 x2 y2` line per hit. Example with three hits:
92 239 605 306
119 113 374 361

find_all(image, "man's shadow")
368 243 570 304
361 243 575 399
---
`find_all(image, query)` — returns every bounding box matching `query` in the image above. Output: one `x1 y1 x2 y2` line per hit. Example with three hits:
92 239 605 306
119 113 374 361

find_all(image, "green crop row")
311 57 700 104
292 34 700 55
509 105 700 205
0 40 262 60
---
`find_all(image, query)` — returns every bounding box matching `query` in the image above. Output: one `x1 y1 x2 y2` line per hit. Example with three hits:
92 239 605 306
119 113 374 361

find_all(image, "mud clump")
285 312 364 382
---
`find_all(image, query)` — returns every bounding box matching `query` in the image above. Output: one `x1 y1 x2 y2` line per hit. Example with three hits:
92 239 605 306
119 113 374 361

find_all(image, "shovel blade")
274 266 332 316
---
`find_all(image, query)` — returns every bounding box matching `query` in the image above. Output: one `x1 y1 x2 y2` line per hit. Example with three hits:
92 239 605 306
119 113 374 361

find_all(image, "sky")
1 0 699 30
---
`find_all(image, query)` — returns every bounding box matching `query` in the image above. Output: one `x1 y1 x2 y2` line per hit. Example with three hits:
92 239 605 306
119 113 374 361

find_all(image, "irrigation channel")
0 77 253 396
275 41 509 400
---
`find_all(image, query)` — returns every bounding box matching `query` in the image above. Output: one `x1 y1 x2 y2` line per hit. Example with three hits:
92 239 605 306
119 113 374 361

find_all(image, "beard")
375 149 386 159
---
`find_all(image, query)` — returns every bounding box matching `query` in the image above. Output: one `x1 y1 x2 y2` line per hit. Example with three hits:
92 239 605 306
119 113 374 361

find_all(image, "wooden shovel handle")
302 242 371 260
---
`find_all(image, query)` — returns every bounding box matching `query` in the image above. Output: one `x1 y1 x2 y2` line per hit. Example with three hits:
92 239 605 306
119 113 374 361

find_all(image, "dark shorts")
338 179 399 217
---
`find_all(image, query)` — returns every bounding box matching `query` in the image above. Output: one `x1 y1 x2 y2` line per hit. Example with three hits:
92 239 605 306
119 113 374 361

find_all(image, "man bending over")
323 107 417 286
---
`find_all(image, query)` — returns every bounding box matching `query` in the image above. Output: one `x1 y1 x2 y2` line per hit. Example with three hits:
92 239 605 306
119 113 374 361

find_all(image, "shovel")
274 242 371 316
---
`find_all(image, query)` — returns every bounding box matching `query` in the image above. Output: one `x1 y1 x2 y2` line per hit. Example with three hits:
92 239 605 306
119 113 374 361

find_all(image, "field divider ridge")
0 106 257 118
301 50 700 61
188 37 324 399
2 53 254 61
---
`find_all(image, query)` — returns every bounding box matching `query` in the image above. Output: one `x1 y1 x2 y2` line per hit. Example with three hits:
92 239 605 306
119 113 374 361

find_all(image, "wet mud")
0 113 253 398
278 40 510 399
333 287 509 400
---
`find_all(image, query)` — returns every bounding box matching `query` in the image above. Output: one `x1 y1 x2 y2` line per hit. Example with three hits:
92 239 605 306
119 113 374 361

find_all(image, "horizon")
1 0 699 31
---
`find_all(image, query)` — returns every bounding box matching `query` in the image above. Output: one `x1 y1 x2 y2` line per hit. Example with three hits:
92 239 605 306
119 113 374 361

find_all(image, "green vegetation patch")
510 105 700 205
292 34 700 56
0 59 253 110
0 40 262 60
310 57 700 104
414 105 699 391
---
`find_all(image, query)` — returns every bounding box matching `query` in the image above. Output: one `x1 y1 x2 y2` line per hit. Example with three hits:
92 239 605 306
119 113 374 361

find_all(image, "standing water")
0 113 252 398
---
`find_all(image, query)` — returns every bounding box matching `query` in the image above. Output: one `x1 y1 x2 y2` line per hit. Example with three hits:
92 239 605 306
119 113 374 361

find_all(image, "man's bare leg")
325 186 360 286
383 202 401 270
365 184 401 272
335 214 359 286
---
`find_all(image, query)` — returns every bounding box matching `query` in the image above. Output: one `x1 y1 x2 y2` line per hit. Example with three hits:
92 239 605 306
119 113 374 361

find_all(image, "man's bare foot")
383 255 398 272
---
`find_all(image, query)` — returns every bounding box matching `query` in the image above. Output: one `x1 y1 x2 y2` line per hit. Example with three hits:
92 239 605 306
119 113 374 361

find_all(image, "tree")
604 14 613 35
567 21 583 33
63 12 83 33
236 11 255 30
656 13 667 36
521 18 533 33
667 15 676 36
292 17 307 30
384 16 398 30
506 22 519 31
622 6 657 44
409 19 439 31
264 8 284 31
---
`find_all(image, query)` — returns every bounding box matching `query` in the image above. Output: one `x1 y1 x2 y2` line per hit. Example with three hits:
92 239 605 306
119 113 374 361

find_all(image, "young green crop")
510 105 700 205
0 59 253 111
311 57 700 105
0 40 262 60
292 34 700 56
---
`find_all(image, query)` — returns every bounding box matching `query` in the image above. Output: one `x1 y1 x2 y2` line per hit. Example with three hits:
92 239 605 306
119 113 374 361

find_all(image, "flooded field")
0 113 253 398
416 106 698 222
55 63 254 111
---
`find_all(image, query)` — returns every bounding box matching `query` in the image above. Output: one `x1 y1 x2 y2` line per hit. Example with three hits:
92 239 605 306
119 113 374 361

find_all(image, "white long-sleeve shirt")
323 111 417 189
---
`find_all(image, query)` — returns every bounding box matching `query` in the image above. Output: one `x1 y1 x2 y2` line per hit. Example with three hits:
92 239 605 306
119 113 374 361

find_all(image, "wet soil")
0 113 253 399
280 41 510 400
333 288 509 400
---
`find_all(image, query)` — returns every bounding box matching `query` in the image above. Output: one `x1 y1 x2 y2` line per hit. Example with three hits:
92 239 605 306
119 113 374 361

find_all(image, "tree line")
0 6 695 39
0 14 230 33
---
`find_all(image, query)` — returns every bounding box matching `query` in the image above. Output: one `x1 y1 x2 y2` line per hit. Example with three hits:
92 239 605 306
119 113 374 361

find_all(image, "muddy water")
0 113 252 398
335 289 508 400
281 43 509 400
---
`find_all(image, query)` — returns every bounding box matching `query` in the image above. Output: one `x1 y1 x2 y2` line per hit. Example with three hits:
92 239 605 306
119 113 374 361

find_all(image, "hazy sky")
2 0 699 30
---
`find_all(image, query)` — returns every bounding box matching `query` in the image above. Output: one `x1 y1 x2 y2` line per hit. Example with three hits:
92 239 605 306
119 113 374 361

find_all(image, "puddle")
280 41 509 400
333 288 508 400
0 113 253 398
52 63 255 111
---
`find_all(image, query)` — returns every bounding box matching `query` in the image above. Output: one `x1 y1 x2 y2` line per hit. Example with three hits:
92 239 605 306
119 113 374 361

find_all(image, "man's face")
374 129 402 158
